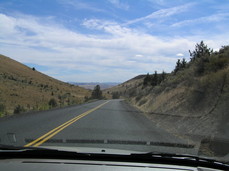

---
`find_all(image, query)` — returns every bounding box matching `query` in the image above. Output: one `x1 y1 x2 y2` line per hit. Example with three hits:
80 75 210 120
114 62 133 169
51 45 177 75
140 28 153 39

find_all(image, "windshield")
0 0 228 164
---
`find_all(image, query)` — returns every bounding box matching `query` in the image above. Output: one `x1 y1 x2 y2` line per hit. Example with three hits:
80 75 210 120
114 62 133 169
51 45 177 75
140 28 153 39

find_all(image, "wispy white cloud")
171 12 229 27
58 0 105 12
176 53 184 57
82 19 116 31
108 0 129 10
82 19 133 37
0 12 227 82
147 0 166 6
125 3 193 25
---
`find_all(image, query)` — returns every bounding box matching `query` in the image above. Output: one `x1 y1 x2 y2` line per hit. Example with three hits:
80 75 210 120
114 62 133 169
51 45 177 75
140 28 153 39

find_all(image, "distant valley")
70 82 120 90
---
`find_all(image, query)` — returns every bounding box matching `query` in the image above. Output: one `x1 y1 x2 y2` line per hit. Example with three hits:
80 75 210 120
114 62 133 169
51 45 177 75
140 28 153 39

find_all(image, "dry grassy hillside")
104 43 229 139
0 54 90 116
103 75 145 99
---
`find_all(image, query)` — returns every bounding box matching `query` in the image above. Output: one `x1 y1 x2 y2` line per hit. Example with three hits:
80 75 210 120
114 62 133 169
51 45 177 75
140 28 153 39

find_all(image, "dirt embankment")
129 67 229 138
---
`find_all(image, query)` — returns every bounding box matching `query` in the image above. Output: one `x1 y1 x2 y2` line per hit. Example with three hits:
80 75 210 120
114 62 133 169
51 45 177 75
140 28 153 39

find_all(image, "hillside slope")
103 75 145 99
0 54 90 116
104 43 229 140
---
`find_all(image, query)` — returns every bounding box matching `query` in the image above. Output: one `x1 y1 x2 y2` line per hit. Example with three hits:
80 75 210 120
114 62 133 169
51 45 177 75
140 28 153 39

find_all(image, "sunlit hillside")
0 54 90 116
105 43 229 138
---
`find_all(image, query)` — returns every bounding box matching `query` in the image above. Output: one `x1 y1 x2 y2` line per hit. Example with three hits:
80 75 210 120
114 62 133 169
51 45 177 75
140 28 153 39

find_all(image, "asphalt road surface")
0 100 197 154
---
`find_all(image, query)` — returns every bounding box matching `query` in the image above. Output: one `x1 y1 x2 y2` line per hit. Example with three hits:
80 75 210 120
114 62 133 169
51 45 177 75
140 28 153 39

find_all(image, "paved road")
0 100 197 154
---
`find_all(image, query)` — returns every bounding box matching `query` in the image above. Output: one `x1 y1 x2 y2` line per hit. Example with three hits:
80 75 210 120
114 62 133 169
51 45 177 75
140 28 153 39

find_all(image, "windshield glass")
0 0 228 164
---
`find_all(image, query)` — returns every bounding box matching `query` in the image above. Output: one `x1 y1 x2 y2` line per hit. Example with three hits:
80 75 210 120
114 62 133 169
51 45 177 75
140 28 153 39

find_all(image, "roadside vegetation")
104 41 229 138
105 41 229 112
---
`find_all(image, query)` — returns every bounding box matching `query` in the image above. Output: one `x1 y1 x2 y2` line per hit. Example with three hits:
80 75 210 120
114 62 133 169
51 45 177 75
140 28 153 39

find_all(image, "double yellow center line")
24 101 109 147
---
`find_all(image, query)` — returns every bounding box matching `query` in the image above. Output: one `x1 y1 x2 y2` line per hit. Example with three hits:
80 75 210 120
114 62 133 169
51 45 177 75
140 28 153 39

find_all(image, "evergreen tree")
91 85 102 99
189 41 213 62
181 58 187 68
161 70 166 82
174 59 181 74
143 73 151 86
189 41 213 75
151 71 158 86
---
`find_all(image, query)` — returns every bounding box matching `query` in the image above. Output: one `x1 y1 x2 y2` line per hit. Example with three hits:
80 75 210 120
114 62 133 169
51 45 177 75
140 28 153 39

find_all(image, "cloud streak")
108 0 129 10
58 0 105 12
171 12 229 27
125 3 194 25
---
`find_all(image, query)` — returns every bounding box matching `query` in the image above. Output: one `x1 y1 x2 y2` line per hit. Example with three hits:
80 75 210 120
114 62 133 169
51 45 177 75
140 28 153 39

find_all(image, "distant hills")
0 54 90 116
70 82 120 90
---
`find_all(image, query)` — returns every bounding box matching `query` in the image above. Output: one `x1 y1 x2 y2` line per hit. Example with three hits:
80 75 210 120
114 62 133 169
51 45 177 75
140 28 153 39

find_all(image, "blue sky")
0 0 229 82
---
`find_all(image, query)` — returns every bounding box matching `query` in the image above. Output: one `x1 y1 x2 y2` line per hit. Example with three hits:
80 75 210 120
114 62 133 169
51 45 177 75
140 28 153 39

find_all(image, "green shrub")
206 57 229 72
0 104 5 113
49 98 58 108
14 105 25 114
38 104 50 111
0 104 5 117
84 96 90 102
112 92 120 99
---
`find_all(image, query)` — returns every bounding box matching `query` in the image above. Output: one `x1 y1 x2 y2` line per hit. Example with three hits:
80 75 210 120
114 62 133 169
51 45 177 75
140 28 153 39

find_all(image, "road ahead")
0 100 196 154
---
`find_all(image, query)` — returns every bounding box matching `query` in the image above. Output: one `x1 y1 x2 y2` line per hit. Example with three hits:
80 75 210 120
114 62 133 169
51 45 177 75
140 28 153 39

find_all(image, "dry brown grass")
103 75 144 98
0 54 90 116
104 62 229 139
